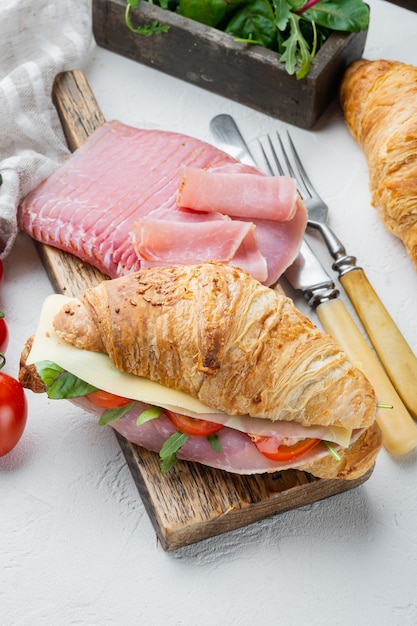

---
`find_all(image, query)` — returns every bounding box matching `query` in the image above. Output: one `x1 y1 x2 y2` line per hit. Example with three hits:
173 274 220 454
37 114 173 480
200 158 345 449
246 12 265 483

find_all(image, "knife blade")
209 114 417 455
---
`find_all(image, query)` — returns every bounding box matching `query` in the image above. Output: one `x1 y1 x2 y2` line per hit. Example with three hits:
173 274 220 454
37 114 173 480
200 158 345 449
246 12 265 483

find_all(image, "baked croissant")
52 262 376 432
340 58 417 269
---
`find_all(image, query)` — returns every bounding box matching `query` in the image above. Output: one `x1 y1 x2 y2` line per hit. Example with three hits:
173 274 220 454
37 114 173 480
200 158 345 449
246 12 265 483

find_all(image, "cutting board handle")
53 70 106 151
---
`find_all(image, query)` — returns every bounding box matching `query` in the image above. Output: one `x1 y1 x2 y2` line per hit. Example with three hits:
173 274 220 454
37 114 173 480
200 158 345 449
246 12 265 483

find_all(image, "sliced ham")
177 166 298 221
111 411 326 474
72 397 343 475
132 217 268 283
135 217 253 264
248 198 309 286
18 120 307 285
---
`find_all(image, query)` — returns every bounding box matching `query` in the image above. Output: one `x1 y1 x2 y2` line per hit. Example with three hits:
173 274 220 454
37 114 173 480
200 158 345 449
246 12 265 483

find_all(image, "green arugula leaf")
98 402 136 426
136 406 163 425
125 1 171 35
323 440 342 461
160 431 221 473
279 12 315 78
207 433 221 453
35 361 97 399
271 0 292 30
159 431 189 473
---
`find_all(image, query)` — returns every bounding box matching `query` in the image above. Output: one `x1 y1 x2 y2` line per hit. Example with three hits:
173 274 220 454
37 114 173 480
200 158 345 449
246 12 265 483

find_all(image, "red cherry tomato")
86 389 132 409
0 371 28 457
0 313 9 353
250 435 321 462
166 410 224 437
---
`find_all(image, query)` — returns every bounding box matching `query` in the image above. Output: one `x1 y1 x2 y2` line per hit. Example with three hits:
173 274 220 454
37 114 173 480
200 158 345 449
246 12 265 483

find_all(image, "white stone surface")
2 1 417 624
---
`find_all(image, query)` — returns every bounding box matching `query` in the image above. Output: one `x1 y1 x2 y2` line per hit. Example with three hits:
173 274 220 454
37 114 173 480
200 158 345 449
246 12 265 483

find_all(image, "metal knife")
210 114 417 455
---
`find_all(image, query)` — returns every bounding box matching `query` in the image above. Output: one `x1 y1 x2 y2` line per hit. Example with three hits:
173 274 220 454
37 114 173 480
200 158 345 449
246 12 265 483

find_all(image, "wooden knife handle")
339 267 417 420
316 297 417 455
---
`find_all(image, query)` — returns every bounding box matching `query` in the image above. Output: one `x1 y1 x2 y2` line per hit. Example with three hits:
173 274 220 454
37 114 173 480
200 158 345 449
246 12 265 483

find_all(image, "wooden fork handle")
339 267 417 420
316 297 417 455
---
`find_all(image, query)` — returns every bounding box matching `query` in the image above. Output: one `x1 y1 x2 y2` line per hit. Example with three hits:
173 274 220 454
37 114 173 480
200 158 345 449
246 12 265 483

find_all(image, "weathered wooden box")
92 0 368 129
386 0 416 10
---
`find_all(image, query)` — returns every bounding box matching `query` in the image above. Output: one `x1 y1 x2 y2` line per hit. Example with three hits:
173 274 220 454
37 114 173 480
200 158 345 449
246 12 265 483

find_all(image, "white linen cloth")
0 0 92 259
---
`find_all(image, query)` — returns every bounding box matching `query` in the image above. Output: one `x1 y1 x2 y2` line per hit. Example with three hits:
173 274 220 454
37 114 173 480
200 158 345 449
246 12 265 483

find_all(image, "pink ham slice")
136 217 254 264
72 397 340 475
111 411 324 474
18 120 307 285
133 218 268 283
105 405 362 475
248 198 309 286
177 166 298 221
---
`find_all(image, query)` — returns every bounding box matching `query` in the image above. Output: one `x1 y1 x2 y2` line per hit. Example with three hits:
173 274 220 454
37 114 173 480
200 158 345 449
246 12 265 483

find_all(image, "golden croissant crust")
52 263 377 430
340 58 417 269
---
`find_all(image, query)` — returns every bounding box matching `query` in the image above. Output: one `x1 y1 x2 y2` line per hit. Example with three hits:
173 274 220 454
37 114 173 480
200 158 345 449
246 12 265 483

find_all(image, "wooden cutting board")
36 70 373 551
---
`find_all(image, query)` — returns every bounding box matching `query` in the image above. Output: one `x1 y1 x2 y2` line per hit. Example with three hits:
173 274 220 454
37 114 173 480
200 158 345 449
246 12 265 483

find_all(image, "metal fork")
260 133 346 259
258 131 417 419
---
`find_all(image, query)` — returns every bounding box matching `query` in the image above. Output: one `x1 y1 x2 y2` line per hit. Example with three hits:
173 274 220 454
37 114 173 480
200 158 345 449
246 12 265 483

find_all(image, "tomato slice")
86 390 132 409
166 410 224 437
250 435 321 462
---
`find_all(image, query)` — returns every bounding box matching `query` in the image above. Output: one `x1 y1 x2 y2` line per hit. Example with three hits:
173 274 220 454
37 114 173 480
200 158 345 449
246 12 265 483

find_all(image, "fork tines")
257 131 311 201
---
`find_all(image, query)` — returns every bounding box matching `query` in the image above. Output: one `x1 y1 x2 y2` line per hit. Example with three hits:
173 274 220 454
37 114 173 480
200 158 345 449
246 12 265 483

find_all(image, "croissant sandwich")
340 58 417 269
19 262 382 479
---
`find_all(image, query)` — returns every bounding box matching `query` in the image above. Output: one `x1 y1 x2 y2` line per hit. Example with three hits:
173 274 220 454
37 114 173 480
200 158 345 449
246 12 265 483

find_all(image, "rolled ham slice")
177 166 299 221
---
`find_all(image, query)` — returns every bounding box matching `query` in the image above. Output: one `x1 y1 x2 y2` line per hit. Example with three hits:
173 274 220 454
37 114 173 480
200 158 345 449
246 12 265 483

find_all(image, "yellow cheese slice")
27 294 216 415
27 294 352 446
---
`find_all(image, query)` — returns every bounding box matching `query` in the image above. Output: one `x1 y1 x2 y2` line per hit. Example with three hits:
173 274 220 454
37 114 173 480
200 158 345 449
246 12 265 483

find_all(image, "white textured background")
2 1 417 624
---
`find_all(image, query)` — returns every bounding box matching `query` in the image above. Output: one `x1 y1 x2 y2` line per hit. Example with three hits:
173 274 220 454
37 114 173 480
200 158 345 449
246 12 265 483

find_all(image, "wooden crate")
92 0 368 129
385 0 416 10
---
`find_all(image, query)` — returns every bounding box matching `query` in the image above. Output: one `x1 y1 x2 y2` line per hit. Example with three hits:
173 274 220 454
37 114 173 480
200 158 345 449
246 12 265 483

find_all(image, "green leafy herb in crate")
125 0 369 78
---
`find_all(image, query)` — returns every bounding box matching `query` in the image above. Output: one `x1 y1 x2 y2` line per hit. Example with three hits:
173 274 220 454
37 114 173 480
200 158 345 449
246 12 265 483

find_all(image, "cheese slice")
27 294 215 415
27 294 353 447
